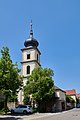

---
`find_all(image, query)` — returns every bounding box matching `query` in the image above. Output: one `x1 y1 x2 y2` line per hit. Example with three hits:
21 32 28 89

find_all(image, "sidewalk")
0 109 75 120
0 111 67 120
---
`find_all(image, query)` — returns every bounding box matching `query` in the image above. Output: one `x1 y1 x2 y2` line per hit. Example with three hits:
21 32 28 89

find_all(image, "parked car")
11 105 33 114
76 103 80 108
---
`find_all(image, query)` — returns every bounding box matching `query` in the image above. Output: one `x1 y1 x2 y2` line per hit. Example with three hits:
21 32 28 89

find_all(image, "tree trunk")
4 95 8 114
44 100 46 112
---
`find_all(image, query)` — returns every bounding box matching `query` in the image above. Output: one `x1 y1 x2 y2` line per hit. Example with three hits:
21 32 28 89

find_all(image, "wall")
55 90 66 101
55 90 66 111
22 49 40 63
7 102 17 110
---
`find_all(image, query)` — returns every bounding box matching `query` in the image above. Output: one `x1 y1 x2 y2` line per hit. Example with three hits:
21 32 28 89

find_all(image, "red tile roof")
65 89 76 95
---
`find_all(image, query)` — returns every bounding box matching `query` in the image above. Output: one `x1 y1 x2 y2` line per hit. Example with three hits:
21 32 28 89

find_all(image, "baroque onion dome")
24 21 39 47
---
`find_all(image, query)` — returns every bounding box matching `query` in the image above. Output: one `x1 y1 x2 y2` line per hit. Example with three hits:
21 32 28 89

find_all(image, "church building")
18 21 66 112
18 21 41 104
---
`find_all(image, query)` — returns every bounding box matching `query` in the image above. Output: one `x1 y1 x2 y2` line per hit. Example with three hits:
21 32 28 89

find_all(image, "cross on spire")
30 20 33 39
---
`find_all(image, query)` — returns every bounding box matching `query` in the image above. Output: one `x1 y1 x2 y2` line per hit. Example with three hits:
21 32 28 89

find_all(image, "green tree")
76 98 80 104
66 95 75 103
23 67 55 108
0 47 23 112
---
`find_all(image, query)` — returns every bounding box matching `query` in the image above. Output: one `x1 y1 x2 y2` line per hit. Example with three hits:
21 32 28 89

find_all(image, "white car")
11 105 33 114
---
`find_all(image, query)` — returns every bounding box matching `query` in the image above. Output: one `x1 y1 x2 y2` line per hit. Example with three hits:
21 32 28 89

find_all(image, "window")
37 54 38 61
27 54 30 59
27 66 30 74
19 105 27 108
21 105 27 108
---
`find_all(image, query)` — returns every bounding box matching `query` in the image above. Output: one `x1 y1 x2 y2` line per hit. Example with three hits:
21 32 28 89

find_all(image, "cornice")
21 47 41 55
21 60 41 66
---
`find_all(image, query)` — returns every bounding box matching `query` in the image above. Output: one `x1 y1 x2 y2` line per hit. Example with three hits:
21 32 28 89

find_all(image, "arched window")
37 54 38 61
27 66 30 74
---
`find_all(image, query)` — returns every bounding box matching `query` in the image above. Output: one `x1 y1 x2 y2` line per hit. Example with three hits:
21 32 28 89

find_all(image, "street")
0 108 80 120
33 108 80 120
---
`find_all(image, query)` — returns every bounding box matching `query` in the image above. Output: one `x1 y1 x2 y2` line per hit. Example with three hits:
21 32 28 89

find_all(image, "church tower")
21 21 41 85
18 21 41 104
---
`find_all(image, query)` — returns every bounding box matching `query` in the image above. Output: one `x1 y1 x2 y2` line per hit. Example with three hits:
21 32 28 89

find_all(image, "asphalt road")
0 108 80 120
32 108 80 120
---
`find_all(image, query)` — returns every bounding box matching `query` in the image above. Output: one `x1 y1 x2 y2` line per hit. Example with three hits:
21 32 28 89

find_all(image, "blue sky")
0 0 80 93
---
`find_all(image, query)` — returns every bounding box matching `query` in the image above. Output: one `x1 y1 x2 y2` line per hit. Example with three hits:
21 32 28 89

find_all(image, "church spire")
24 21 39 47
30 20 33 39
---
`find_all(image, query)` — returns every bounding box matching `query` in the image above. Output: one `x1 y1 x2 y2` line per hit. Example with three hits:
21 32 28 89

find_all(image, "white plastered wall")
22 49 40 63
18 47 40 104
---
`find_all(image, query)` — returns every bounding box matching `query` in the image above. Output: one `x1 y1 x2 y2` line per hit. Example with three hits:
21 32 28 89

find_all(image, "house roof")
65 89 76 96
54 86 66 93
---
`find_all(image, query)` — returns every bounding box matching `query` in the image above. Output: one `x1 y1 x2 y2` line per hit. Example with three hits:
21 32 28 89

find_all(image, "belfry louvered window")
27 54 30 59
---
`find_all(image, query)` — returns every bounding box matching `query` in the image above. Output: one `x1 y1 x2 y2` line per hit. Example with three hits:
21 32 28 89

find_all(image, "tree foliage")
23 67 55 104
76 98 80 104
66 95 75 103
0 47 23 111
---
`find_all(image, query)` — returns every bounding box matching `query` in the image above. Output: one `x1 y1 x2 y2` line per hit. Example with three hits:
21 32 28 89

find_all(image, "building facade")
39 86 66 112
54 86 66 112
65 89 76 108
